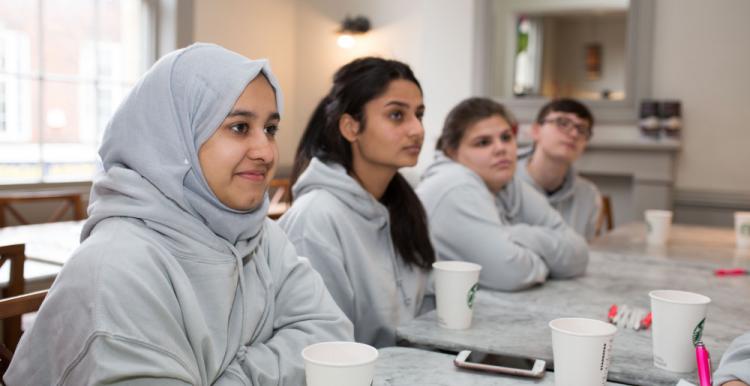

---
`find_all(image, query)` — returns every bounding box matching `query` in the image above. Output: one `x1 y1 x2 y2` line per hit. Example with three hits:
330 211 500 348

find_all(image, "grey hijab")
82 43 283 247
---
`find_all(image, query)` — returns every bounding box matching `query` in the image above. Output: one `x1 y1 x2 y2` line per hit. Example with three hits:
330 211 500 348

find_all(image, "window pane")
41 80 98 182
1 0 150 184
0 0 38 76
43 0 95 78
0 78 41 183
98 0 147 83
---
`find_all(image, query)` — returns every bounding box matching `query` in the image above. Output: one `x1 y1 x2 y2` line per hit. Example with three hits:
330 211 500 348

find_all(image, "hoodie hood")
420 151 523 220
83 43 283 250
292 157 389 227
517 145 577 204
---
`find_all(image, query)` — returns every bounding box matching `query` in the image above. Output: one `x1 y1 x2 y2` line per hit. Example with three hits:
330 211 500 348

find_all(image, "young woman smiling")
6 44 352 385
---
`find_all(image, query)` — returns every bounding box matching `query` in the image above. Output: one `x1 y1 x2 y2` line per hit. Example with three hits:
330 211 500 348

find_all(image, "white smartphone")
454 350 546 378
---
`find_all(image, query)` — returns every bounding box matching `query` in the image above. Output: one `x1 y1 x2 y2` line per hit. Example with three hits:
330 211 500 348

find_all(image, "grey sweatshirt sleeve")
288 235 356 319
714 332 750 385
581 181 603 241
428 185 550 291
214 237 354 385
507 183 589 279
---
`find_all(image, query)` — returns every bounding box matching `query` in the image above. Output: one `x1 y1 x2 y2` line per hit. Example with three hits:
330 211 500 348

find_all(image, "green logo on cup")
467 283 478 309
741 223 750 236
692 318 706 346
646 220 653 234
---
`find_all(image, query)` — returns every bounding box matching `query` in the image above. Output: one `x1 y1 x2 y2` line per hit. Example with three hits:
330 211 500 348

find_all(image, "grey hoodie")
416 152 589 291
5 44 352 385
517 146 602 240
714 331 750 384
278 158 431 348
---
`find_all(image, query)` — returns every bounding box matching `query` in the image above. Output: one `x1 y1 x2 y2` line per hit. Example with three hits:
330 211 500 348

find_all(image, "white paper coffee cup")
302 341 378 386
735 212 750 249
549 318 617 386
433 261 481 330
649 290 710 373
645 210 673 245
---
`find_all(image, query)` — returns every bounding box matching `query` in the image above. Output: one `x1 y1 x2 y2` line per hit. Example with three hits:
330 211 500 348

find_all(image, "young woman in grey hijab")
5 43 352 385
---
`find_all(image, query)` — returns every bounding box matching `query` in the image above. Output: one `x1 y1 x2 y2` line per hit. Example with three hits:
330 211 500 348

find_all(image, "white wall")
651 0 750 194
193 0 476 178
289 0 477 179
192 0 750 198
193 0 299 169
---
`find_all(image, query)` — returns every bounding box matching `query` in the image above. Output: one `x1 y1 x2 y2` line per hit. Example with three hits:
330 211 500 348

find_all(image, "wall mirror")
473 0 654 123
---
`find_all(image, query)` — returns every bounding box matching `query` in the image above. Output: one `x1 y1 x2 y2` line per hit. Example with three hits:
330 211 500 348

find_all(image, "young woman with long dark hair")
279 57 435 348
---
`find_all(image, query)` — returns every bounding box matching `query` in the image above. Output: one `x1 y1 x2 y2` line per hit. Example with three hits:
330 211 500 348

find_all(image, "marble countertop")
518 124 682 152
397 223 749 386
374 347 629 386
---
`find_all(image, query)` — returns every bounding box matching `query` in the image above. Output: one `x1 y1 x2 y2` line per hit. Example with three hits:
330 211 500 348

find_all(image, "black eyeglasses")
542 117 592 139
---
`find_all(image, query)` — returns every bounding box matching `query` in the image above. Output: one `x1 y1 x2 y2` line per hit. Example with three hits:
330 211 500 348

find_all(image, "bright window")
0 0 154 184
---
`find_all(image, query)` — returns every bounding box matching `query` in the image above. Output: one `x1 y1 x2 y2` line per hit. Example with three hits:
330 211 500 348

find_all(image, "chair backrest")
268 179 291 220
0 189 87 228
0 290 48 380
595 195 614 237
0 244 27 353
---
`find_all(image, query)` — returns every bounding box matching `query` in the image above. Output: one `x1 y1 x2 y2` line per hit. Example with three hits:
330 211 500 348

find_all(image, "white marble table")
0 220 83 266
397 223 749 386
374 347 628 385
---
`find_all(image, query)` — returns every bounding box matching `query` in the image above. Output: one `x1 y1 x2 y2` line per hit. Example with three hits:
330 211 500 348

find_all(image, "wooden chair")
268 179 291 220
0 189 87 228
0 244 27 352
595 195 614 237
0 290 48 380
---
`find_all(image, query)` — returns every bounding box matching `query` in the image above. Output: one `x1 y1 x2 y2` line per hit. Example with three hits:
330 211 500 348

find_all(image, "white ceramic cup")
645 210 673 245
302 341 378 386
432 261 481 330
735 211 750 249
549 318 617 386
649 290 711 373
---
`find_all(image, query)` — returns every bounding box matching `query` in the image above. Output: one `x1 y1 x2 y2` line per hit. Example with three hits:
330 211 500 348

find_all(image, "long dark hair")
291 57 435 270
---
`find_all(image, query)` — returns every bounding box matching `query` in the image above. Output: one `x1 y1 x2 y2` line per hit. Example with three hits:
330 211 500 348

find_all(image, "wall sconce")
337 15 370 49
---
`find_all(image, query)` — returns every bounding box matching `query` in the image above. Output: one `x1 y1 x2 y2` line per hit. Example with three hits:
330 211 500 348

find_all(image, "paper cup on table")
432 261 481 330
645 210 673 245
735 212 750 248
549 318 617 386
302 341 378 386
649 290 711 372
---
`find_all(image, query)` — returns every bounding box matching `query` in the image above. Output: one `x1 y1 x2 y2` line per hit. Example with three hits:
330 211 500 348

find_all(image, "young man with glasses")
517 98 601 240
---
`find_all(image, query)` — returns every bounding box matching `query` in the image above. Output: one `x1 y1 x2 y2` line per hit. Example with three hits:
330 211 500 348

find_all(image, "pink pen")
695 342 713 386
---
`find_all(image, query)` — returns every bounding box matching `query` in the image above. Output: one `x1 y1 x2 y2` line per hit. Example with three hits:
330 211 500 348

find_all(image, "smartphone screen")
465 352 536 370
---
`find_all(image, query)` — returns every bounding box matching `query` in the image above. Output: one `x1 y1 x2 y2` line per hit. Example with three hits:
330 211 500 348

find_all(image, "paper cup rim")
645 210 673 218
548 317 617 337
302 341 378 368
735 212 750 218
432 261 482 272
649 290 711 305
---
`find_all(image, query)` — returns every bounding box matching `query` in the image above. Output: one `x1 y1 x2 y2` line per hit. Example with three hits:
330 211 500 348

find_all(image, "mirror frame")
472 0 654 124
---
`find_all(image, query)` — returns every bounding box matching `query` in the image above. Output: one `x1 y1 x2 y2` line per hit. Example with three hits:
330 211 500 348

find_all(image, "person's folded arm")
214 239 354 386
429 186 550 291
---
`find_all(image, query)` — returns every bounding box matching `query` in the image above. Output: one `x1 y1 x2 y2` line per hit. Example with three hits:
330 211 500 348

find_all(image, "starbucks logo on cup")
467 283 478 309
741 223 750 236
